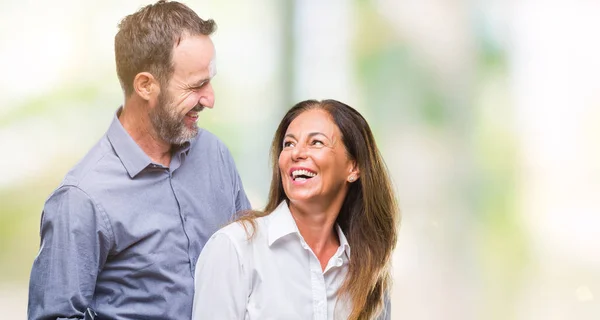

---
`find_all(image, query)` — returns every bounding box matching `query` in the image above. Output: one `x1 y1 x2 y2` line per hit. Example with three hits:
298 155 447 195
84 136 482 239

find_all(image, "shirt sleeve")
376 292 392 320
28 186 112 320
221 143 251 212
234 168 251 212
192 232 249 320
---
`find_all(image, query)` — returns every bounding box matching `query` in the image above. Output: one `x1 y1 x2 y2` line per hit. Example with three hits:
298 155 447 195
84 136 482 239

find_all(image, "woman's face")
279 109 358 206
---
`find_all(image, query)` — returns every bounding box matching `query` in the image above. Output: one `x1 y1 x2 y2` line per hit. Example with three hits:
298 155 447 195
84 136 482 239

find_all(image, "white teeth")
292 169 316 179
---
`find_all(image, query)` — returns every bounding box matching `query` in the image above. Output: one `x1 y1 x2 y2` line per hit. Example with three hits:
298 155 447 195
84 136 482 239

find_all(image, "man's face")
149 34 216 145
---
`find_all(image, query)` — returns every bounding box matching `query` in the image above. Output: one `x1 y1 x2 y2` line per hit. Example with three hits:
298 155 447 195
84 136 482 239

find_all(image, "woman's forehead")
286 109 338 134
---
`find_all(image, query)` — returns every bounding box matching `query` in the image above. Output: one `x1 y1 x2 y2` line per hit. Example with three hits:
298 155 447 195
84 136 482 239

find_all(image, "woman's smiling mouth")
290 168 317 182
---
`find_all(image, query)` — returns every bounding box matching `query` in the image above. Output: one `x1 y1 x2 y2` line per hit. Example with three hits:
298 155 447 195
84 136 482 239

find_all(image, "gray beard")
149 92 199 145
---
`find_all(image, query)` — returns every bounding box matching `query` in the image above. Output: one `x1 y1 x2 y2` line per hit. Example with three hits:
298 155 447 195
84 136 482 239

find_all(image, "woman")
192 99 399 319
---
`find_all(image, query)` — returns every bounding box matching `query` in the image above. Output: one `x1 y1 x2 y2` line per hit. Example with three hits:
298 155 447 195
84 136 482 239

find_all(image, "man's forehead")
209 57 217 78
170 43 216 82
171 34 214 63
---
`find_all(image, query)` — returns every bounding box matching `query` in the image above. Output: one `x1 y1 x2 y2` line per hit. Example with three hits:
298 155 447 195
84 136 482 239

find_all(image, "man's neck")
119 101 172 167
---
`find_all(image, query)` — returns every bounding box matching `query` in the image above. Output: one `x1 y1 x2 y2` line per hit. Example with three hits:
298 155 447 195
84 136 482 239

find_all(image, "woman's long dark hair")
237 99 399 319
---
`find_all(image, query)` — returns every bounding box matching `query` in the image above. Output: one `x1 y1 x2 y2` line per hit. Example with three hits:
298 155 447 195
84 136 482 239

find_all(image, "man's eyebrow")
188 77 211 88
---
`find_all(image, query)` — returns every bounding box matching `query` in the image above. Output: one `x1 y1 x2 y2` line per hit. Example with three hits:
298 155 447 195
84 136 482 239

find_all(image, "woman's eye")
312 140 324 146
283 141 295 148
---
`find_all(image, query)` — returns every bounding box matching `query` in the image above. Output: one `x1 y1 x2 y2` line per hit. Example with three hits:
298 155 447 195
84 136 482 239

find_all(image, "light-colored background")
1 0 599 319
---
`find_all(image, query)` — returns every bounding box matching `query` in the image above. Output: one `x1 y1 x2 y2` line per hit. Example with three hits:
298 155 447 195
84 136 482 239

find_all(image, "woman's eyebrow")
308 132 329 140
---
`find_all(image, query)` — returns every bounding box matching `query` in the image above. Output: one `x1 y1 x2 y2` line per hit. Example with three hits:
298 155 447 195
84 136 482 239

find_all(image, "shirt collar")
267 201 352 258
107 108 152 178
267 201 299 247
335 223 352 258
106 107 193 178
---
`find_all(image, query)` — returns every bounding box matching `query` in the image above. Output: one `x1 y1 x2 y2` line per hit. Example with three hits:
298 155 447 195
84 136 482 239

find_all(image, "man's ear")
133 72 158 101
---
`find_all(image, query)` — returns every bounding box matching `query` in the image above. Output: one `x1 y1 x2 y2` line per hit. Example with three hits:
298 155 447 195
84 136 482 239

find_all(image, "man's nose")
198 83 214 109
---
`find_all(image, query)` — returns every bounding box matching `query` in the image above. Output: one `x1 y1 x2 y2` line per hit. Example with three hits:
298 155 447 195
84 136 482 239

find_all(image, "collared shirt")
28 108 251 320
192 201 391 320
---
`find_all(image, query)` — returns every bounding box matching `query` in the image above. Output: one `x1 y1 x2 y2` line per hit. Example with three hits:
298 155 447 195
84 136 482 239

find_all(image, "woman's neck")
289 201 341 271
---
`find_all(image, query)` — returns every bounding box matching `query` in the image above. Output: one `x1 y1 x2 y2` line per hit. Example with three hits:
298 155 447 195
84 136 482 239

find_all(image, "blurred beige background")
1 0 599 319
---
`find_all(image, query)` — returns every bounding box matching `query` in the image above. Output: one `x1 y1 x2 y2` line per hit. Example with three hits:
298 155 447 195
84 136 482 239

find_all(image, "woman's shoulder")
213 217 269 245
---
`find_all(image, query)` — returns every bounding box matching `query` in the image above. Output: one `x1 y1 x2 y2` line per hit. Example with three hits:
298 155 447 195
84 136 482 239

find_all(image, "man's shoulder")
194 128 224 147
60 135 119 190
42 140 113 220
188 128 238 166
42 134 124 224
192 129 233 155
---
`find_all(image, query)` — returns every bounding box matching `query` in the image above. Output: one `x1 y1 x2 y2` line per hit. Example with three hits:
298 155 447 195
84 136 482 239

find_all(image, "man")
28 1 251 319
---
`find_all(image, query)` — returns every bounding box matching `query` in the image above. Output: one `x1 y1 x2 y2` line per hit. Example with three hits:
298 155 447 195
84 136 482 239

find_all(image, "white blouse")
192 201 390 320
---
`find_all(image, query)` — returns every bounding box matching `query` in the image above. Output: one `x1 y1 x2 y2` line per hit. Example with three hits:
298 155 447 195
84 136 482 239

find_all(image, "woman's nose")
291 143 308 161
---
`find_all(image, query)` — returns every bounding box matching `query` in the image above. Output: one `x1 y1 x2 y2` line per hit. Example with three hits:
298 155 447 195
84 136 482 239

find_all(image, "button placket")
168 175 195 275
306 248 327 320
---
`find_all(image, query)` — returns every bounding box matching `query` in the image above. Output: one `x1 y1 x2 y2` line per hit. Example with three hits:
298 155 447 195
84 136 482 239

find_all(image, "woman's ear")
347 162 360 183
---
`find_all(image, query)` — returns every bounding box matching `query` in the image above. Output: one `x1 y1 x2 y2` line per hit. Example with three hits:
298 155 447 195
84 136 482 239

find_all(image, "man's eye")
190 81 208 91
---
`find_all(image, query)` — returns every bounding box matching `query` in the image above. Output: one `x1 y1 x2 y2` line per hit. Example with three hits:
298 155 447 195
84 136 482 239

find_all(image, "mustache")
191 105 204 112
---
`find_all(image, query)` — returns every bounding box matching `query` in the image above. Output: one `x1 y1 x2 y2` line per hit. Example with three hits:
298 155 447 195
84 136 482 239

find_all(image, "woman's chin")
287 193 323 205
